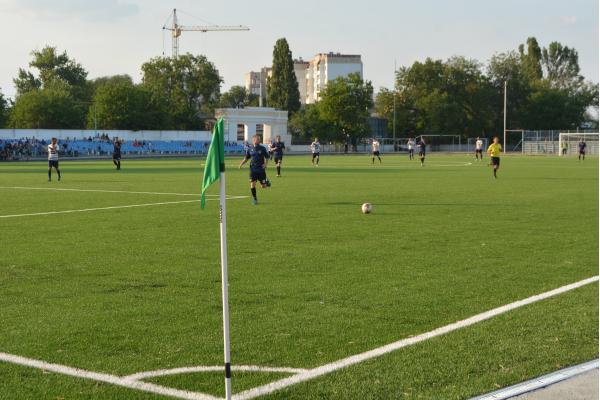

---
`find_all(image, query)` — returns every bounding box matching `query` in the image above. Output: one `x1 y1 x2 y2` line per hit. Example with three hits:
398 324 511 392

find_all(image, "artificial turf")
0 154 597 399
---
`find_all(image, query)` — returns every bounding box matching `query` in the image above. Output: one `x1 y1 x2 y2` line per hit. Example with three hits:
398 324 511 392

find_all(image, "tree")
0 89 10 128
89 81 167 130
542 42 583 89
90 75 134 92
318 73 373 142
218 86 259 108
288 104 336 142
519 37 543 83
14 46 90 102
142 54 222 130
9 87 85 129
267 38 301 114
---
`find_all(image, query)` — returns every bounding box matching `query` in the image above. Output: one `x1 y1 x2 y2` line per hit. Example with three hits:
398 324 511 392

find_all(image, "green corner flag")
201 117 225 209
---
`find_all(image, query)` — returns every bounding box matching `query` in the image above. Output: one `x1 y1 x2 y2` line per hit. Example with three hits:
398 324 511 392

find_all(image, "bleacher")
0 139 245 160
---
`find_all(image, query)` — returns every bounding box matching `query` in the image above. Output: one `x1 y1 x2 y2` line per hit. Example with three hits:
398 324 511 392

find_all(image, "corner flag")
201 117 225 209
200 116 233 400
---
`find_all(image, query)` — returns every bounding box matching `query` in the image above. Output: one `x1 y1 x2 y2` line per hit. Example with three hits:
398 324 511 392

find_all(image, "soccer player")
417 137 426 166
270 135 286 177
112 138 122 170
407 137 415 160
475 137 484 160
578 139 586 160
561 140 569 156
487 136 502 179
47 137 61 182
371 138 382 164
310 138 321 166
239 134 271 205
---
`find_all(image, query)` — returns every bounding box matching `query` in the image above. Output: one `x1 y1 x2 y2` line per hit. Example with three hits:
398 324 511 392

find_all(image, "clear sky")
0 0 597 99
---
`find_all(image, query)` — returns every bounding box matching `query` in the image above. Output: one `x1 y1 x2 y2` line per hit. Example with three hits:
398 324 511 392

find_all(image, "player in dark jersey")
269 135 286 177
239 134 271 205
112 138 122 170
417 137 426 166
578 140 586 161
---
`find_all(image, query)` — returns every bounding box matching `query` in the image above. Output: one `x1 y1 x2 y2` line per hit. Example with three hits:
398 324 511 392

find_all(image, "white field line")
0 277 596 400
0 197 247 219
0 352 220 400
232 275 599 400
124 365 309 381
0 186 216 197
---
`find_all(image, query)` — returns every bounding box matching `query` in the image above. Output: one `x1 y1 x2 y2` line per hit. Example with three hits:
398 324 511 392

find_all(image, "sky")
0 0 598 99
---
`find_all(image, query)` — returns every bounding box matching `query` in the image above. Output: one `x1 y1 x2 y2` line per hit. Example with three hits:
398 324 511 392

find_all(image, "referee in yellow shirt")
487 136 502 179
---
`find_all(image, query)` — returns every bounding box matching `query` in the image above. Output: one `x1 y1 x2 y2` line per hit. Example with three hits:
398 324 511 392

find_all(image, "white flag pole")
219 171 232 400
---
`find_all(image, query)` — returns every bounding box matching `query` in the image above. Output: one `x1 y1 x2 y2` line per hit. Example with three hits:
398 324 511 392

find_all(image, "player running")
407 138 415 160
487 136 502 179
578 139 586 161
371 138 382 164
417 137 426 166
239 134 271 205
310 138 321 166
475 137 484 161
269 135 286 177
112 138 122 170
47 137 61 182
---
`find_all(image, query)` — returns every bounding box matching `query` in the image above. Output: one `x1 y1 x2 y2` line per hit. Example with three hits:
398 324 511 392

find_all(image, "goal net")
558 132 599 156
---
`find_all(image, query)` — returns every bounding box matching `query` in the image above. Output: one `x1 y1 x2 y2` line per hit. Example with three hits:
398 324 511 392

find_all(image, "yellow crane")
163 8 249 58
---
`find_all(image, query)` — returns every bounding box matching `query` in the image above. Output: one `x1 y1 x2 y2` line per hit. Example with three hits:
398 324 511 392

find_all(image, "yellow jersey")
488 143 502 157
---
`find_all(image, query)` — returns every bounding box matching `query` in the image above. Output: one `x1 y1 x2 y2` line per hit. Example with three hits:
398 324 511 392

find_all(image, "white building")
244 67 272 106
214 107 289 146
245 52 362 106
305 53 363 104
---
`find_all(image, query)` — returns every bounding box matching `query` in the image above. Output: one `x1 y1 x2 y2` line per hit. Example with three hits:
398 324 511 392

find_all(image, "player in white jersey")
47 137 61 181
371 139 382 164
475 137 484 160
407 138 415 160
310 138 321 166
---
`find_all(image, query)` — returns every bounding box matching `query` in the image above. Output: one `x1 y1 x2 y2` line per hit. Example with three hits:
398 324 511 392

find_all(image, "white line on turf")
0 276 596 400
0 197 247 219
0 186 216 197
0 352 220 400
232 275 599 400
124 365 309 381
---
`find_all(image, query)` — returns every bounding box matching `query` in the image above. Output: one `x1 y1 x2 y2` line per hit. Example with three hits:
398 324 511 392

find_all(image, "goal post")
558 132 599 156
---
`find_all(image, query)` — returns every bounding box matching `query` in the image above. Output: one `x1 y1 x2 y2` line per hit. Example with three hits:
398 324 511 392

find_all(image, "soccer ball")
361 203 372 214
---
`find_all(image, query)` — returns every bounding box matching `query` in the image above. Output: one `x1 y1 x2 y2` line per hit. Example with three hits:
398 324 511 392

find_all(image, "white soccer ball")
361 203 372 214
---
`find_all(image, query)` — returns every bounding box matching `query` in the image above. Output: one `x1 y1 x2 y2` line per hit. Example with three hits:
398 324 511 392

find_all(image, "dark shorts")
48 160 59 168
476 149 483 154
250 170 267 183
372 151 380 156
419 151 425 157
579 150 586 155
312 153 320 159
408 149 414 154
491 156 500 166
113 153 121 160
274 156 283 164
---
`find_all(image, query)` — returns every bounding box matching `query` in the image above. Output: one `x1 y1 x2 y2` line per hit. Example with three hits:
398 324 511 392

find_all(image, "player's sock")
117 161 121 170
493 169 497 178
48 170 51 181
251 187 257 200
276 166 280 175
378 156 382 163
113 160 117 167
57 169 61 181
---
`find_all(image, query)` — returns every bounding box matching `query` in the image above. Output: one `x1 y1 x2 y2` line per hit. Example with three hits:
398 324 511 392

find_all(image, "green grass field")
0 153 597 400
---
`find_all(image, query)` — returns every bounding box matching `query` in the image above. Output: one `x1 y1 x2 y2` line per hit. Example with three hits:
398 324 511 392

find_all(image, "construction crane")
163 8 249 58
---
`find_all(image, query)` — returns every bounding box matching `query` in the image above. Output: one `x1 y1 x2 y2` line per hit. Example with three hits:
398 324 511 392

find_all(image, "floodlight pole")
503 81 507 153
393 60 397 152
